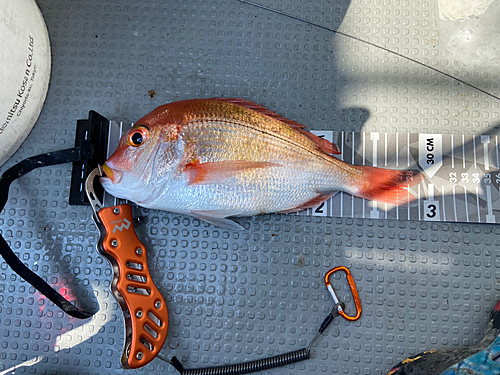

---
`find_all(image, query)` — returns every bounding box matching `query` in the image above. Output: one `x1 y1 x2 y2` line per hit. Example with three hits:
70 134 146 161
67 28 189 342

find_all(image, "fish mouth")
101 163 123 184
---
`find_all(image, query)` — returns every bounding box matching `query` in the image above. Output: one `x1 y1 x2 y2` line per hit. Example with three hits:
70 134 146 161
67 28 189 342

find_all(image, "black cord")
0 144 96 319
161 303 345 375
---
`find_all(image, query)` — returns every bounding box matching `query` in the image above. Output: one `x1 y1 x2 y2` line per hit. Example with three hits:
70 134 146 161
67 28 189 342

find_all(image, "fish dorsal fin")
210 98 340 155
211 98 305 128
303 132 340 155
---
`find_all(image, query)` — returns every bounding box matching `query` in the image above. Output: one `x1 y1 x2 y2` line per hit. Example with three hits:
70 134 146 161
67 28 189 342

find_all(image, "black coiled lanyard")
0 144 96 319
159 266 362 375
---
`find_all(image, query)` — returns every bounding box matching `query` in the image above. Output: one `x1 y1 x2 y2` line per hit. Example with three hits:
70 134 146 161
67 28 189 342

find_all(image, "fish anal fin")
211 98 340 155
279 192 337 214
184 161 278 185
190 210 244 231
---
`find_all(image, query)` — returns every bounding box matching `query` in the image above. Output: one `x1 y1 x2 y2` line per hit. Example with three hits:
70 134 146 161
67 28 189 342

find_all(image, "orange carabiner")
324 266 362 321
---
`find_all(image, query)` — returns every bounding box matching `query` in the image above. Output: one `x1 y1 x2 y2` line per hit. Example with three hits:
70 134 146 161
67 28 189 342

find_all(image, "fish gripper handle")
96 204 169 369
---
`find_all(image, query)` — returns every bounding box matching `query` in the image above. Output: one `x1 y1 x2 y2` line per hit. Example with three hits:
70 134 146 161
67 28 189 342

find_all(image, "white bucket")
0 0 51 167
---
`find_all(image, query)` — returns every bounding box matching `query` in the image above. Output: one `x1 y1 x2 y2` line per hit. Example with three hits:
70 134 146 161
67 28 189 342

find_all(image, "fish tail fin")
352 166 423 206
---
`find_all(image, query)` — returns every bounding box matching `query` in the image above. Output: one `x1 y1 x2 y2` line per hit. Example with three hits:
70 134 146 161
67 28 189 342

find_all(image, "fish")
100 98 422 230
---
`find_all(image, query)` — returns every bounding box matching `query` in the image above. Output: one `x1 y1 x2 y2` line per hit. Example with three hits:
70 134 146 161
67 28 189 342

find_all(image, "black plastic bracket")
69 110 109 206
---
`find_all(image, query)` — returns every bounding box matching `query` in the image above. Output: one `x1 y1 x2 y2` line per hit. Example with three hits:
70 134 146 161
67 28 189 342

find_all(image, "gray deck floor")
1 0 500 374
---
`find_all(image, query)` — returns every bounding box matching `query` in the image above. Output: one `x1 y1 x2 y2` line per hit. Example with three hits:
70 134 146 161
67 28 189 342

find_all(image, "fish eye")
131 132 143 145
127 126 149 147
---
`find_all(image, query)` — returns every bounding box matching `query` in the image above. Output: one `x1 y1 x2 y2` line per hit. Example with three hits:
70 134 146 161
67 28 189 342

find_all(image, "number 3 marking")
426 204 437 218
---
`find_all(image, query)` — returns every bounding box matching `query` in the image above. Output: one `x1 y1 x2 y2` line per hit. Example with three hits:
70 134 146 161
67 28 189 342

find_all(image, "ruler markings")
462 135 466 169
473 135 477 170
486 185 495 223
396 133 399 220
363 132 366 219
476 186 481 223
103 121 113 206
370 134 380 217
396 133 399 167
106 122 112 163
418 185 421 220
385 133 388 167
453 185 457 222
451 134 455 169
482 135 490 171
352 132 355 218
340 192 343 217
496 136 499 170
464 186 469 222
362 132 366 166
407 133 410 167
340 132 344 217
340 131 344 161
442 185 446 222
371 133 379 167
384 133 387 219
352 132 355 162
114 122 124 207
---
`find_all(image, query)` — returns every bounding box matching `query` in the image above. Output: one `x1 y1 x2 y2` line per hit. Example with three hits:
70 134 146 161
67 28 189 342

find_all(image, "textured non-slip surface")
1 0 500 374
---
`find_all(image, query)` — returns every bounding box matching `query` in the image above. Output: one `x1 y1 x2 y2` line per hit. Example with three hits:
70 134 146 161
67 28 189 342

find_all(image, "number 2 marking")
315 202 325 214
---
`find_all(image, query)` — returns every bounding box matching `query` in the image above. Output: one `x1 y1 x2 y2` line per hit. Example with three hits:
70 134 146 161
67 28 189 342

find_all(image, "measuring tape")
104 122 500 224
306 131 499 224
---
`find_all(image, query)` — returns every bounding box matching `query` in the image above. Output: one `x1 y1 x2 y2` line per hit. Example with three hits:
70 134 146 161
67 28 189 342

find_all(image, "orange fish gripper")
85 166 169 369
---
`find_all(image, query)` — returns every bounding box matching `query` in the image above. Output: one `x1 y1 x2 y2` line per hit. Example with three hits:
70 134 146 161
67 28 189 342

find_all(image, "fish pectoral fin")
278 191 338 214
184 161 278 185
190 210 245 231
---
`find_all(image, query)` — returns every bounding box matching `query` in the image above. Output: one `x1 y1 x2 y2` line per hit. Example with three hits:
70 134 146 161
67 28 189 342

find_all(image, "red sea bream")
100 98 422 230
